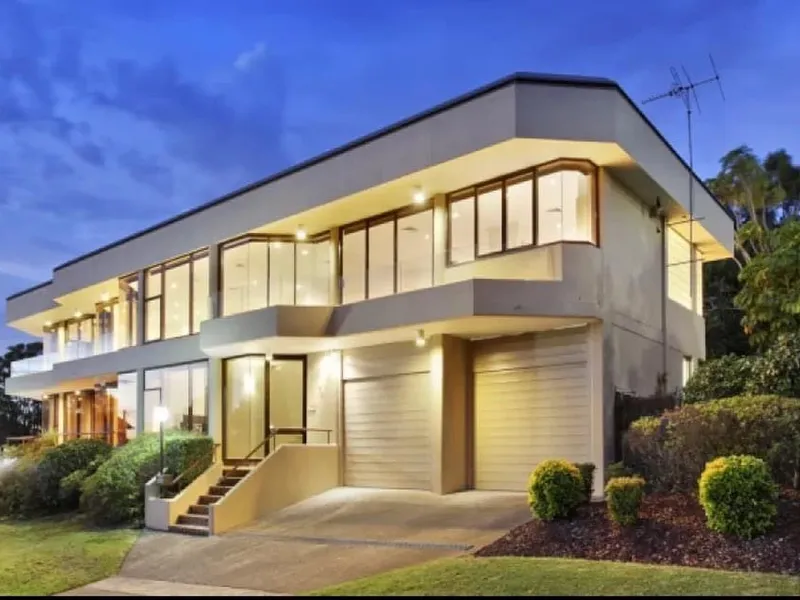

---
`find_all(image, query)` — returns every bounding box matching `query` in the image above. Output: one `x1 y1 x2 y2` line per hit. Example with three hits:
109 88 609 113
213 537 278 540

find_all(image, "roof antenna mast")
641 55 725 307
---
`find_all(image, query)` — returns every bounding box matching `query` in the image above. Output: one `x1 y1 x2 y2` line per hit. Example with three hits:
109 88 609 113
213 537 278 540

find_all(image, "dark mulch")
476 489 800 575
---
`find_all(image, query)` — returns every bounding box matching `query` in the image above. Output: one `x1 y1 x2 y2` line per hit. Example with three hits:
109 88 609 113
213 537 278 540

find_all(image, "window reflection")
144 361 208 434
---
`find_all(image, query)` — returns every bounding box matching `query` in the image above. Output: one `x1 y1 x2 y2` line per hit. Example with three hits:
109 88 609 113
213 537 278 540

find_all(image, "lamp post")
153 405 170 486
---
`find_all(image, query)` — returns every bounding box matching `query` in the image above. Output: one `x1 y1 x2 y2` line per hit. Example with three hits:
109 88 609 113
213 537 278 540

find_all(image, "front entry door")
223 355 305 460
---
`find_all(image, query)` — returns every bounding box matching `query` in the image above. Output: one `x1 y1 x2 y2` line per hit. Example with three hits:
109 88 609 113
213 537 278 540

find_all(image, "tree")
764 149 800 219
0 342 44 444
706 145 785 268
735 219 800 348
703 259 751 358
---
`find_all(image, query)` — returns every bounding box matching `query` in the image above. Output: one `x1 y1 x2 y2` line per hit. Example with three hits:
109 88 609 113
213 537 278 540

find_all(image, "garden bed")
475 489 800 575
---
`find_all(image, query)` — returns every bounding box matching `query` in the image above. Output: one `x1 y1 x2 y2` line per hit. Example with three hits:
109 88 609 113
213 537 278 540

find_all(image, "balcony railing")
9 335 119 377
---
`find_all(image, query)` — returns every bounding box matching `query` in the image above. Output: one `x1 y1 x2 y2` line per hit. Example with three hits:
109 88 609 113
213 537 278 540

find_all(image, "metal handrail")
228 426 333 474
164 443 221 495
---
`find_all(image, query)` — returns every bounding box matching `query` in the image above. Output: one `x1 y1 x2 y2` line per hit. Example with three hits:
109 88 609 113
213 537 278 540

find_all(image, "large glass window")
537 169 594 245
269 242 295 306
296 239 331 306
368 220 395 298
192 255 209 333
164 260 190 339
222 241 268 316
342 229 366 303
114 372 138 443
144 362 208 433
397 210 433 292
477 185 503 256
117 275 139 349
145 251 209 341
449 193 476 264
447 161 596 264
506 176 534 249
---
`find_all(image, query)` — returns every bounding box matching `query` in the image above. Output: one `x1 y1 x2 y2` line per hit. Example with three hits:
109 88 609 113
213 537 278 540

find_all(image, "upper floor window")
667 227 702 314
221 235 330 316
341 207 433 303
447 159 596 265
145 250 209 342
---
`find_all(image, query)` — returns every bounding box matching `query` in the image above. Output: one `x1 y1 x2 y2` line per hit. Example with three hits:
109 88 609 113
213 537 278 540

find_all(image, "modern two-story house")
5 73 734 506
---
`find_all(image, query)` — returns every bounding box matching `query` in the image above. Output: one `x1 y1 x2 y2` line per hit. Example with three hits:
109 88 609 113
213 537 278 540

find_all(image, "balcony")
9 335 118 377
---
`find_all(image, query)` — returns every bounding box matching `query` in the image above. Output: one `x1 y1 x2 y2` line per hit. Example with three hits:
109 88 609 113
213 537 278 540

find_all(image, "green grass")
311 557 800 597
0 515 139 596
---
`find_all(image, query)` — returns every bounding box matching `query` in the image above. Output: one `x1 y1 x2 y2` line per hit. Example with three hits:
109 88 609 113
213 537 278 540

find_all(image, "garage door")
474 328 591 491
343 343 432 490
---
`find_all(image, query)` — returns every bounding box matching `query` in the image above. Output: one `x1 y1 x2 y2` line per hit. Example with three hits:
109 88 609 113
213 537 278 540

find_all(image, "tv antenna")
642 54 725 310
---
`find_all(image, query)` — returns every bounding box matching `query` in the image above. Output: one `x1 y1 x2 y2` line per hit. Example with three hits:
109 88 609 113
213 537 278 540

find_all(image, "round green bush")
605 476 646 526
0 459 41 517
527 459 584 521
36 438 111 512
698 455 779 539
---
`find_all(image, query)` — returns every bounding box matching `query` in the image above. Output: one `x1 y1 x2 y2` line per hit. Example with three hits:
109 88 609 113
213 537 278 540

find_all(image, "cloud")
234 42 267 72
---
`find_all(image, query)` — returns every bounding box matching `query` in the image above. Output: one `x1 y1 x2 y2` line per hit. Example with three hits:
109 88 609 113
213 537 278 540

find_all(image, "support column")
589 322 606 499
207 358 223 444
135 270 145 346
432 194 448 286
328 227 341 305
135 367 146 434
430 334 470 494
208 242 220 319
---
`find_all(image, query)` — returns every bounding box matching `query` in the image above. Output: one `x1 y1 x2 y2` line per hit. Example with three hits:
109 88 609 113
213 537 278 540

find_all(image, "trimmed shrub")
36 438 112 511
698 455 779 539
605 476 645 526
605 461 635 482
682 355 753 404
58 468 89 510
527 459 584 521
625 395 800 491
2 431 59 461
80 432 213 526
0 459 42 517
574 462 596 501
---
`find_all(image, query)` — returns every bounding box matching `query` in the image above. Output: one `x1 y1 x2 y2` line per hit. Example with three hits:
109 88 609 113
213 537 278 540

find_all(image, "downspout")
660 211 669 395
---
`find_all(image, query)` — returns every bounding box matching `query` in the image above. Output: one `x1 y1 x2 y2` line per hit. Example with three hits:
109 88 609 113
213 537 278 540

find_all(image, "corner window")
144 250 209 342
446 160 596 265
537 169 594 245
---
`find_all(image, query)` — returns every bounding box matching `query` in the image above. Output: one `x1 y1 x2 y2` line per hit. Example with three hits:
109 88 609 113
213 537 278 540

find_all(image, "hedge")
682 355 753 404
80 431 213 526
0 459 41 517
36 438 111 511
624 395 800 491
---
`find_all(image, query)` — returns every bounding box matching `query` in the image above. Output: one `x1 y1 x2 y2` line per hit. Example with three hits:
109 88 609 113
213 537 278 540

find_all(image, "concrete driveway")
65 488 529 596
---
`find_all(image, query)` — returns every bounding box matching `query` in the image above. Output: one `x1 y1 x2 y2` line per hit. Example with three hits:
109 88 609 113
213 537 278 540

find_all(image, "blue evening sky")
1 0 797 347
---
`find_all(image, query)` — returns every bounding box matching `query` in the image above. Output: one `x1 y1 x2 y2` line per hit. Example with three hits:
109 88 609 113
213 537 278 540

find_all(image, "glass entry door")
223 355 305 460
268 358 305 448
224 356 267 460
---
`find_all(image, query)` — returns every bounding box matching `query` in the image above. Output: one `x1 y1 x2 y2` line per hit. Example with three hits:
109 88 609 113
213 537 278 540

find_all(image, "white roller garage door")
343 343 432 490
474 328 591 491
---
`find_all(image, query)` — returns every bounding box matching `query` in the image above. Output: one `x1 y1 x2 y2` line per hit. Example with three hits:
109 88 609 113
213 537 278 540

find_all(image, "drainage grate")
228 531 474 552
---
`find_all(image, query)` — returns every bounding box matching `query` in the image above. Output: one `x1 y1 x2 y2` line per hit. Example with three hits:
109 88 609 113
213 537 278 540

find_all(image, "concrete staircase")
168 459 260 536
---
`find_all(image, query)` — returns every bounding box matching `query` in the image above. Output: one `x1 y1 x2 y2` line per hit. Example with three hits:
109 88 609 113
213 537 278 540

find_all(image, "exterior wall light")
415 329 427 347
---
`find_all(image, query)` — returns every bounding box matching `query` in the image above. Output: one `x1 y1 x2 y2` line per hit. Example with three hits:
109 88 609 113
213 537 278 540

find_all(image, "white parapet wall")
210 444 339 535
144 461 224 531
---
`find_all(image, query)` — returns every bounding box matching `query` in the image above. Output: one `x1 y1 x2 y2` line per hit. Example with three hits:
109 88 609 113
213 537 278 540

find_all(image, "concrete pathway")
62 488 529 596
58 576 285 596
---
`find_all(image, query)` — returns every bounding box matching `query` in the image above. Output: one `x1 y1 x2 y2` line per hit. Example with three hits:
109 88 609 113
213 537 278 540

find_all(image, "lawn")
0 516 139 596
311 557 800 596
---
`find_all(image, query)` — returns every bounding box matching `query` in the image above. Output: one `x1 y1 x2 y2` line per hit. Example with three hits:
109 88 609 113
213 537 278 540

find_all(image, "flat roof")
7 71 733 301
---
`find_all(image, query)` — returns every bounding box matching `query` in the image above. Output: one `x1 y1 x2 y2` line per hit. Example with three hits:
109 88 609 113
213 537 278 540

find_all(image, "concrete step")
223 458 261 468
222 467 253 478
177 513 209 527
218 476 245 487
168 523 210 537
209 485 235 496
198 494 223 505
188 504 209 515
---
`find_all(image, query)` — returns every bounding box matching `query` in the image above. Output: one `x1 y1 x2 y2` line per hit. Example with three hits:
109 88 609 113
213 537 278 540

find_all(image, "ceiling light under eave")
412 188 426 205
100 292 110 302
295 226 308 241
